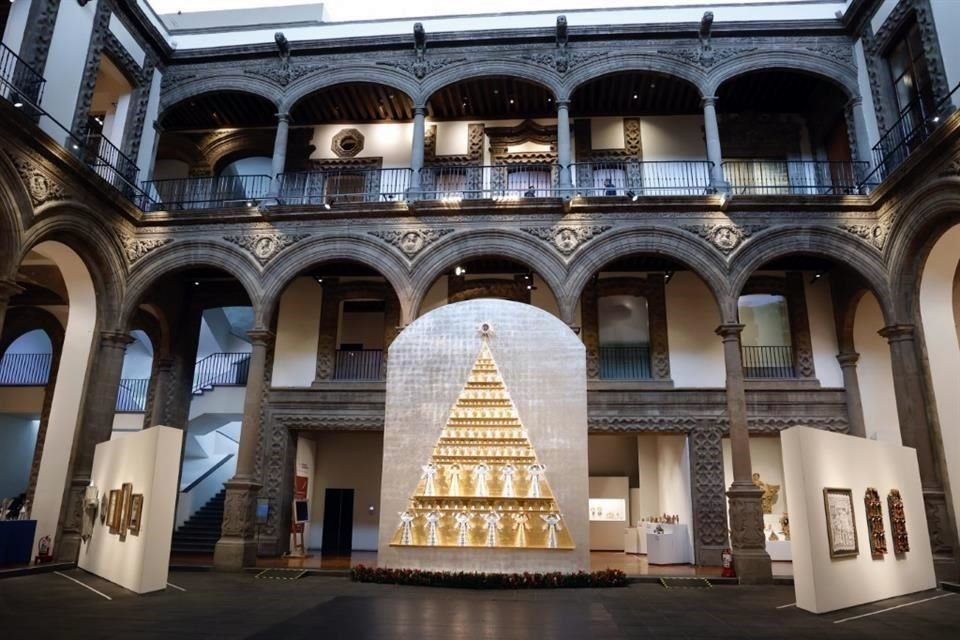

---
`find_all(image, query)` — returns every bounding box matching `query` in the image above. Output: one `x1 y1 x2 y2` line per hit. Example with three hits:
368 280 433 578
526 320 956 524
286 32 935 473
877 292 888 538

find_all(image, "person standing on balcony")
604 178 617 196
524 185 536 197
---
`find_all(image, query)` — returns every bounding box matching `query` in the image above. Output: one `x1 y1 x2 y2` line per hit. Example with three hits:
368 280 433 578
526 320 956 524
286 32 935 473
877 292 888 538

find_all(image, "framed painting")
823 487 859 558
129 494 144 536
119 483 133 540
107 489 121 534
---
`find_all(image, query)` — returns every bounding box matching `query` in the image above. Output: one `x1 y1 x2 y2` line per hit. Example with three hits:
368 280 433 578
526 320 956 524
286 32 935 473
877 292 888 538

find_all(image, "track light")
193 281 200 287
323 197 332 210
454 266 466 277
315 277 323 284
810 272 823 284
625 190 639 201
664 271 674 285
13 101 23 108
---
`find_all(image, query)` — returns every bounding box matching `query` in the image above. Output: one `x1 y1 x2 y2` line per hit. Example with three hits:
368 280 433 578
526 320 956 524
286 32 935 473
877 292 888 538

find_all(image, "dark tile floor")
0 569 957 639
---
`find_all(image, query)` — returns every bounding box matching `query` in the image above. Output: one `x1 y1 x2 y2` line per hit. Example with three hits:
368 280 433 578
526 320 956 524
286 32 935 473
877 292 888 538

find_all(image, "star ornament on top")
477 322 495 340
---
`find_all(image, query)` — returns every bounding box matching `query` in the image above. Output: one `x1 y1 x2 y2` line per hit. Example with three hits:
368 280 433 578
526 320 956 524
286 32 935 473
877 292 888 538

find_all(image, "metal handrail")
572 161 714 196
116 378 149 413
0 42 45 106
723 160 868 196
598 344 652 380
333 349 383 380
741 345 796 379
0 353 53 386
192 352 251 394
142 174 272 211
279 168 412 205
81 131 140 194
420 163 560 200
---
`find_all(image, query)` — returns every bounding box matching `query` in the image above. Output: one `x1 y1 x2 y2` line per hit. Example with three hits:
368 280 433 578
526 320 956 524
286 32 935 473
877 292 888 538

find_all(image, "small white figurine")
425 510 442 546
513 511 530 547
421 462 438 496
541 512 563 549
482 510 503 547
501 463 517 497
397 510 416 545
447 462 462 496
472 462 490 497
528 463 546 498
454 511 472 546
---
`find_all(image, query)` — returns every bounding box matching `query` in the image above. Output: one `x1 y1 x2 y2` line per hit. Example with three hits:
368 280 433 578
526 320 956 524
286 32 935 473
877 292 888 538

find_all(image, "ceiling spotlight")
193 281 200 286
932 115 941 123
323 198 332 210
810 272 824 284
633 93 639 100
493 89 499 95
246 200 254 207
625 190 638 201
315 277 323 284
547 97 553 102
71 143 79 150
509 98 515 105
13 100 23 108
664 271 675 285
454 266 466 276
718 192 729 207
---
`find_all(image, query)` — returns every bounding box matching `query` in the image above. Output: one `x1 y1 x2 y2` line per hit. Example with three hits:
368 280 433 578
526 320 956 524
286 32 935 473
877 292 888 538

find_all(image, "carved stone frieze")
522 225 611 256
803 45 854 66
588 416 699 433
244 62 327 87
521 50 607 74
938 154 960 177
839 222 890 250
161 69 199 90
11 157 65 207
727 485 767 550
376 57 466 79
681 223 767 255
367 228 454 258
923 490 954 556
225 233 308 265
120 234 173 264
657 46 758 67
690 426 729 553
275 415 386 431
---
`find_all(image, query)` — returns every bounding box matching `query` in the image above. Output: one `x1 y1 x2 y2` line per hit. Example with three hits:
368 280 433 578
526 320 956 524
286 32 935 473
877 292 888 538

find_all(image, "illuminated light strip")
833 592 956 624
54 571 112 601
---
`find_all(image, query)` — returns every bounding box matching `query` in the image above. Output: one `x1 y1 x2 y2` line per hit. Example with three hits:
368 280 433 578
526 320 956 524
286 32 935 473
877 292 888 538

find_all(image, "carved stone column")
836 352 867 438
879 324 956 574
0 279 24 340
701 96 728 189
785 272 816 379
716 323 771 583
214 329 273 570
380 296 402 380
269 112 291 197
556 100 573 192
149 306 202 429
690 425 729 566
315 282 339 381
846 97 874 170
580 279 600 379
56 330 133 561
146 357 175 427
409 106 427 195
647 275 672 380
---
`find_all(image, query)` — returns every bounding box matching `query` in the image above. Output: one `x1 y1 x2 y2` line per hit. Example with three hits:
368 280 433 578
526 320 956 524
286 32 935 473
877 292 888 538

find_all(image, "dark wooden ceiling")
571 71 702 116
717 69 847 113
0 4 10 37
291 82 415 124
427 77 555 121
162 91 277 130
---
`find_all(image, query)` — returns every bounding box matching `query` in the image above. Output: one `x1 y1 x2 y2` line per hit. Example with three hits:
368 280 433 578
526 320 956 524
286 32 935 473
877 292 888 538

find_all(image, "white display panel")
589 498 626 522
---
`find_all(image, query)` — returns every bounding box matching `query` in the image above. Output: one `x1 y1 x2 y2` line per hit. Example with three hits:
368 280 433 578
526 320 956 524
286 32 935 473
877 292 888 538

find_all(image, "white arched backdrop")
27 242 99 556
919 223 960 542
853 292 900 444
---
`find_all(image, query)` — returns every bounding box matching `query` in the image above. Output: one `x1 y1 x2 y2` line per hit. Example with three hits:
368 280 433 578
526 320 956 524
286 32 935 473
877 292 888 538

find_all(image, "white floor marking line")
776 602 796 609
833 592 956 624
54 571 113 601
166 582 187 592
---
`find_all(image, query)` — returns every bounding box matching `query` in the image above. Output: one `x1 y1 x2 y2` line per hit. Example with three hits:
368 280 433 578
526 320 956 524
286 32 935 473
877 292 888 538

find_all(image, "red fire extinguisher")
721 547 736 577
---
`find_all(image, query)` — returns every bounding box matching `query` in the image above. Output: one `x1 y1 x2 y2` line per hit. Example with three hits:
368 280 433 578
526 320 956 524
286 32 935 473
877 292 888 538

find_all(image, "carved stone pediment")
225 233 308 265
681 223 767 255
368 228 453 258
10 156 66 207
839 222 890 250
522 225 611 256
120 234 173 264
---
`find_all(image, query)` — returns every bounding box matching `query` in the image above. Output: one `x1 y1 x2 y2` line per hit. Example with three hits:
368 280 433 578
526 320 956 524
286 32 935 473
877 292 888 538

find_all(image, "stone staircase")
171 489 225 554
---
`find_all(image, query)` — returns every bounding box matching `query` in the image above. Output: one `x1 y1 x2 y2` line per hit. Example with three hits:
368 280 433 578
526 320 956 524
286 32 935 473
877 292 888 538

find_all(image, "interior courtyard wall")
308 431 383 551
656 434 693 547
723 435 788 530
919 223 960 542
41 0 98 136
587 434 640 487
853 40 882 149
804 274 843 387
931 0 960 101
0 416 39 497
293 434 316 548
854 291 901 444
338 307 386 349
418 276 448 316
152 159 189 182
640 116 708 161
0 388 45 414
664 272 724 387
135 69 164 179
590 117 625 150
636 436 661 520
107 15 146 67
1 0 30 61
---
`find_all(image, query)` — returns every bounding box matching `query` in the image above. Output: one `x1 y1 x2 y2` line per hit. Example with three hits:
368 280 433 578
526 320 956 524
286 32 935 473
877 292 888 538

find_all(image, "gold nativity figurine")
390 340 574 549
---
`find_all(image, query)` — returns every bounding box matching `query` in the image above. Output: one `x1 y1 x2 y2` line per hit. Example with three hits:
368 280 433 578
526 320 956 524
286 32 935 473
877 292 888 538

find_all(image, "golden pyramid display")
391 340 574 549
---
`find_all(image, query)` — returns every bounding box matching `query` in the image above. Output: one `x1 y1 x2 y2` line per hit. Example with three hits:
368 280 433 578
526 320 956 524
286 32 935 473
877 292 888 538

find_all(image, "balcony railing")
598 344 652 380
420 164 560 200
81 132 140 195
865 81 960 186
572 161 714 196
279 168 412 205
723 160 868 196
116 378 149 413
0 353 52 386
333 349 383 380
741 345 795 379
193 353 250 394
142 174 272 211
0 42 45 109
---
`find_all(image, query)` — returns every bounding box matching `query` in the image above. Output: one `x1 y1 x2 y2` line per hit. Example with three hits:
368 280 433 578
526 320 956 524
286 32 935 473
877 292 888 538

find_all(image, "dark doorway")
321 488 354 554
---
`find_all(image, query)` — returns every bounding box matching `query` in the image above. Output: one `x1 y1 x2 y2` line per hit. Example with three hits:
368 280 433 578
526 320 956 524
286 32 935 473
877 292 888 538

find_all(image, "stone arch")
408 230 568 322
728 226 894 325
260 234 413 327
121 240 264 329
564 54 708 100
19 208 126 329
420 61 562 106
0 306 63 357
159 78 282 122
705 50 859 98
0 152 32 278
887 178 960 322
280 68 421 113
564 226 731 322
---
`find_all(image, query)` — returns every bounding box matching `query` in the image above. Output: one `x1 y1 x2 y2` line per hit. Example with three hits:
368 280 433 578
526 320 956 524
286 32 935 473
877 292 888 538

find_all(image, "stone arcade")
0 0 959 595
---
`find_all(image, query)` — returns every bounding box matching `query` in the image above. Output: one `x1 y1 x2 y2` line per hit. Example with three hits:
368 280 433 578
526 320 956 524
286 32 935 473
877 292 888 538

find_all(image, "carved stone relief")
367 228 454 258
120 234 173 264
11 156 66 206
330 128 365 158
682 223 767 255
839 222 890 250
244 62 327 86
521 225 611 256
690 426 729 562
224 233 308 266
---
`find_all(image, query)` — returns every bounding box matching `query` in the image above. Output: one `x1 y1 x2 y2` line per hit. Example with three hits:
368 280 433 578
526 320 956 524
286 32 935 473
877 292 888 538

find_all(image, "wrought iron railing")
333 349 383 380
420 164 560 200
572 161 714 197
722 160 868 196
0 42 45 109
81 132 140 194
741 345 795 379
192 353 251 394
863 81 960 187
116 378 149 413
279 168 412 205
598 344 652 380
142 174 272 211
0 353 52 386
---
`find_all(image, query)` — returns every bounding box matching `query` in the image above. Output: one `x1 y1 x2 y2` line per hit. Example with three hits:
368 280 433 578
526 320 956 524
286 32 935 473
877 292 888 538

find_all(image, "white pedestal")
624 528 640 554
646 523 691 565
765 539 792 562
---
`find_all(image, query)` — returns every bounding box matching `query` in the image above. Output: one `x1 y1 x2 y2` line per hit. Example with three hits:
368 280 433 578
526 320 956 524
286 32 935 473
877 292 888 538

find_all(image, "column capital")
0 278 23 302
701 95 718 108
247 329 275 347
715 323 744 339
878 324 915 343
100 330 135 348
555 99 571 110
846 96 863 109
836 352 861 367
275 111 291 123
413 105 427 117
